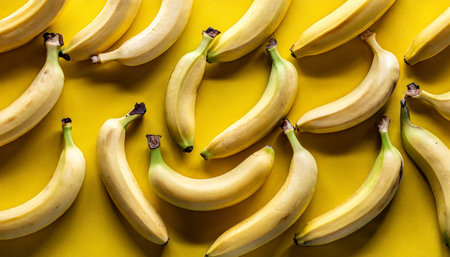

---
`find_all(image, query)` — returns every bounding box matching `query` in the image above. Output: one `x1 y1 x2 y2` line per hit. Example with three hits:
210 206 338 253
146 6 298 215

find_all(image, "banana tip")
91 55 101 64
183 146 193 153
403 56 411 65
200 151 209 160
162 237 170 246
289 45 297 58
59 51 70 61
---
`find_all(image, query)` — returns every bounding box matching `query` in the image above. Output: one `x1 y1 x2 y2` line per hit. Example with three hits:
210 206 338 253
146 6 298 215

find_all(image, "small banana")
400 99 450 246
146 135 274 211
0 33 65 147
404 7 450 65
205 119 317 257
290 0 395 58
165 28 220 152
206 0 291 63
61 0 141 61
294 116 403 246
405 83 450 120
0 0 66 53
91 0 193 66
0 118 85 240
201 39 298 160
296 31 399 134
97 103 169 244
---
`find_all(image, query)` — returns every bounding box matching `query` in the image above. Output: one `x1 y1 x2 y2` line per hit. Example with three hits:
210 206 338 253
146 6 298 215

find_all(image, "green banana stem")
378 116 394 151
281 119 304 152
147 135 168 168
62 118 75 148
197 27 220 55
400 98 413 127
266 38 282 64
43 33 64 63
119 103 146 129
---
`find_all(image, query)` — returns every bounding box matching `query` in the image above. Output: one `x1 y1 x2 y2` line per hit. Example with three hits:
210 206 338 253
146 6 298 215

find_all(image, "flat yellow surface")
0 0 449 256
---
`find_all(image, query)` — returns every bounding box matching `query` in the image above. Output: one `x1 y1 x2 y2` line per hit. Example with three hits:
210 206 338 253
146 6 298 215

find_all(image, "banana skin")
405 83 450 120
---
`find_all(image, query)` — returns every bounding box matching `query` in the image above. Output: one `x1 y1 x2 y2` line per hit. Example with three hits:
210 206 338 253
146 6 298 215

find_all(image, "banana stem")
282 119 304 152
44 33 64 63
146 135 167 167
400 98 412 127
266 39 283 63
119 103 146 129
377 116 394 150
198 27 220 55
405 83 421 97
62 118 75 148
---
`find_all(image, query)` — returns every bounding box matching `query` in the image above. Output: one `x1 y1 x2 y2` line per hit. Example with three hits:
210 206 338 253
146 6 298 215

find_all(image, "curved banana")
290 0 395 58
400 99 450 246
146 135 274 211
97 103 169 244
91 0 193 66
0 118 85 240
0 33 64 147
201 39 298 160
404 7 450 65
296 31 399 134
0 0 65 53
205 120 317 257
294 116 403 246
61 0 141 61
165 28 220 152
405 83 450 120
206 0 291 63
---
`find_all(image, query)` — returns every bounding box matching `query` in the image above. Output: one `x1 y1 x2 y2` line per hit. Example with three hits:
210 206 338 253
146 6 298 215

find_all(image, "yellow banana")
405 83 450 120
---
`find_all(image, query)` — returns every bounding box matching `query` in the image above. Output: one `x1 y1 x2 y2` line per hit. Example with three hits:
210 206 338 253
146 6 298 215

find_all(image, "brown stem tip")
91 55 101 64
146 135 161 149
59 51 70 61
43 33 64 46
400 98 407 108
128 102 146 116
266 38 278 51
359 30 373 41
405 83 421 97
289 45 297 58
61 117 72 127
183 146 193 153
204 27 221 38
377 116 390 132
281 119 294 132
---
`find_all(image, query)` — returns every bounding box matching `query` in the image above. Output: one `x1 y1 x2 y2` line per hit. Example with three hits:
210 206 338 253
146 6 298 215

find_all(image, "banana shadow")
405 97 450 132
403 47 450 84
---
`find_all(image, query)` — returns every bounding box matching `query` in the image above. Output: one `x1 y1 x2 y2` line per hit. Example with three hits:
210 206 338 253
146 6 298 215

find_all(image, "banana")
0 118 85 240
205 119 317 257
61 0 141 61
294 116 403 246
0 33 64 147
91 0 193 66
404 7 450 65
97 103 169 244
400 99 450 246
290 0 395 58
201 39 298 160
405 83 450 120
206 0 291 63
165 28 220 152
146 135 274 211
296 31 399 134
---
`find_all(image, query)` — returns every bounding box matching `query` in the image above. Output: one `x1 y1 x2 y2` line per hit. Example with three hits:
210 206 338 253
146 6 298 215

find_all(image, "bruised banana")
295 116 403 246
296 31 399 134
405 83 450 120
97 103 169 244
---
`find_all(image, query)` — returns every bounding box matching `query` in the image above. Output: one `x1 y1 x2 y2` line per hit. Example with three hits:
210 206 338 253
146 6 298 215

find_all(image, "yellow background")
0 0 449 256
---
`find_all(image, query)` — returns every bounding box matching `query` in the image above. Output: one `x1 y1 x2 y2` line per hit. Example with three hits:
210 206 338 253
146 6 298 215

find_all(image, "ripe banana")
0 118 85 240
165 28 220 152
205 119 317 257
97 103 169 244
0 0 65 53
206 0 291 63
404 7 450 65
201 39 298 160
0 33 64 147
294 116 403 246
405 83 450 120
61 0 141 61
296 31 399 134
146 135 274 211
290 0 395 58
400 99 450 246
91 0 193 66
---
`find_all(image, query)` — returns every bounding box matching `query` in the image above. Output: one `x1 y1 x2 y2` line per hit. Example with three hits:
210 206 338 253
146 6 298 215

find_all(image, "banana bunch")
97 103 169 244
205 119 317 257
0 118 85 240
400 99 450 246
290 0 396 58
0 0 65 53
91 0 193 66
295 116 403 245
404 7 450 65
405 83 450 120
296 30 399 134
0 33 64 147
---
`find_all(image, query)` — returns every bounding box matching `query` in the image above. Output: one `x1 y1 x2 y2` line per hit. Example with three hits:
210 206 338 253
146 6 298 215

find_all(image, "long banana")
91 0 193 66
290 0 395 58
296 31 399 134
405 83 450 120
61 0 141 61
205 119 317 257
404 7 450 65
165 28 220 152
0 33 64 147
0 118 85 240
146 135 274 211
206 0 291 63
201 39 298 160
294 116 403 246
400 99 450 246
97 103 169 244
0 0 65 53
